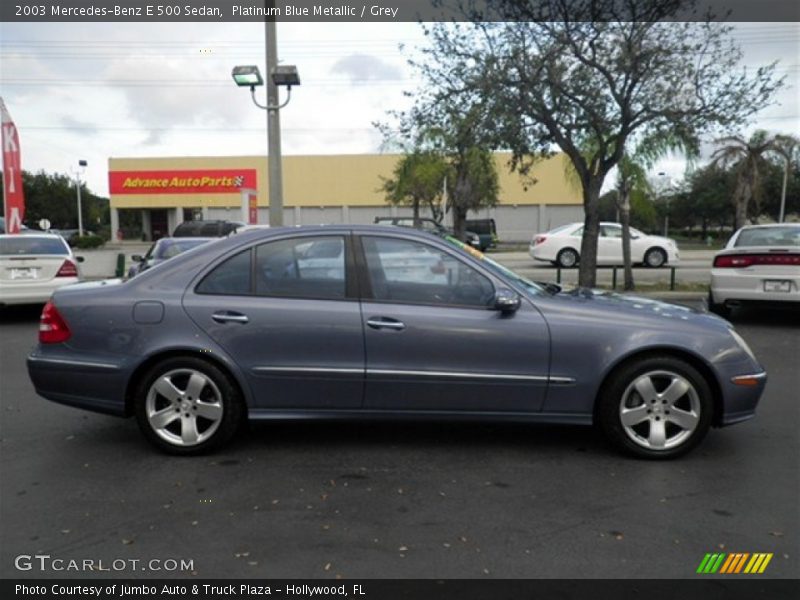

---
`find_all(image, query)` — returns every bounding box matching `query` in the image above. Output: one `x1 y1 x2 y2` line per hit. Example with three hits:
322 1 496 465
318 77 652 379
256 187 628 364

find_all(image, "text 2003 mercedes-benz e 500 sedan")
27 226 766 458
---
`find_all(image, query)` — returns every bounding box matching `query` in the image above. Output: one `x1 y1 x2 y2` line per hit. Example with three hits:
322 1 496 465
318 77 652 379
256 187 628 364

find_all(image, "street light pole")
75 159 87 237
265 13 283 227
232 18 299 229
657 172 670 237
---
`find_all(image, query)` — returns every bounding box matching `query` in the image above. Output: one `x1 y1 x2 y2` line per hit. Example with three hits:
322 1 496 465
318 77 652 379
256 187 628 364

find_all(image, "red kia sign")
109 169 258 195
1 98 25 234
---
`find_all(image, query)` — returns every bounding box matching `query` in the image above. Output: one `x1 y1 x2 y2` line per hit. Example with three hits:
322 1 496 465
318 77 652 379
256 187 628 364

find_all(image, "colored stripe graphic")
699 552 773 574
734 553 750 573
697 554 713 573
698 553 727 573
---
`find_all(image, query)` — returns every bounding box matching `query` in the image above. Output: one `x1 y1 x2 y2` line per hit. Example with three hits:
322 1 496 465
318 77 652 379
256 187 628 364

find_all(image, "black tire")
597 355 713 459
556 248 580 269
643 247 667 268
707 291 731 319
134 356 245 455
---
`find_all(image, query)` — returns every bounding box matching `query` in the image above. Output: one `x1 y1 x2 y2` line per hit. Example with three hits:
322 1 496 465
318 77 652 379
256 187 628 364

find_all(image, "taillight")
713 254 800 268
56 259 78 277
39 301 71 344
533 235 548 246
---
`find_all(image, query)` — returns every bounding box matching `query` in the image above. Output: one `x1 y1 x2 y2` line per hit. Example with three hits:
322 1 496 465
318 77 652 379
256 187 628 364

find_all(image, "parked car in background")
128 237 214 278
173 220 245 237
0 234 82 306
229 224 271 235
465 218 498 251
50 228 95 244
709 223 800 317
374 216 483 249
27 226 765 459
530 222 680 268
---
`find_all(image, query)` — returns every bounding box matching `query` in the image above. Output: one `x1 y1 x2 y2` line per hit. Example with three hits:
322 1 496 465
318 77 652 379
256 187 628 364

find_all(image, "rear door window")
255 236 346 300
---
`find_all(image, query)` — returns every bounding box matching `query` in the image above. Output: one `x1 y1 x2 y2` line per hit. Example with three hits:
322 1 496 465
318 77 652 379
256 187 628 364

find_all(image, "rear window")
0 237 69 255
549 223 577 235
734 227 800 248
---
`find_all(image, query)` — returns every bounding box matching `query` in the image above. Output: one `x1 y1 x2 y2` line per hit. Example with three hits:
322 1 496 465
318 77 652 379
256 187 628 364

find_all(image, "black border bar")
1 1 799 23
4 579 800 600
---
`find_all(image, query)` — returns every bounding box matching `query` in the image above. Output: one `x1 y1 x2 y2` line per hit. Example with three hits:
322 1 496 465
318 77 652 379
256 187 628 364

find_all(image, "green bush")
70 234 105 249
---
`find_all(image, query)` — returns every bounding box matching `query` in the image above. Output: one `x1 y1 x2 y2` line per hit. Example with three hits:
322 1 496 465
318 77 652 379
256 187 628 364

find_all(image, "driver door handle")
367 317 406 331
212 311 249 324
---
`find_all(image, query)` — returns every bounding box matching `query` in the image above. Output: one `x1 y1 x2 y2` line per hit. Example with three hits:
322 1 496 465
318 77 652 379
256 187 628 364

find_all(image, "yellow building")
108 153 582 241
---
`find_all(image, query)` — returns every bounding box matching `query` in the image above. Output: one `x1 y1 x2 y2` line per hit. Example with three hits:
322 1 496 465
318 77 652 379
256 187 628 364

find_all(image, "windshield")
443 236 547 295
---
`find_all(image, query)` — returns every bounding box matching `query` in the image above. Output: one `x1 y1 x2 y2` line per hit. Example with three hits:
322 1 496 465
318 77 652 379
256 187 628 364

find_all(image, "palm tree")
711 131 795 230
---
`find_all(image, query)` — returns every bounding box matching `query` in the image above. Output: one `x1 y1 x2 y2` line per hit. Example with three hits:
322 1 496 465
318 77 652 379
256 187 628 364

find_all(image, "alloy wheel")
145 368 224 447
618 370 701 451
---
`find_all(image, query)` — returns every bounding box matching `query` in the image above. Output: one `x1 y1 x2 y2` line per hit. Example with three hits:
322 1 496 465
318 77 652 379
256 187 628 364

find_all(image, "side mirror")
75 256 85 263
493 289 521 314
131 254 143 262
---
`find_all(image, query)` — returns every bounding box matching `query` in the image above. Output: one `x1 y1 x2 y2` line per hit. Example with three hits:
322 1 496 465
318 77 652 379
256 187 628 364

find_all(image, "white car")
529 222 680 268
0 234 82 306
709 223 800 317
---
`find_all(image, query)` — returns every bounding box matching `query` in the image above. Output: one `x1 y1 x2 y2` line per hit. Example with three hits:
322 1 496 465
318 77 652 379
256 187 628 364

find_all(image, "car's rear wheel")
134 357 244 454
597 356 713 459
556 248 580 268
644 247 667 268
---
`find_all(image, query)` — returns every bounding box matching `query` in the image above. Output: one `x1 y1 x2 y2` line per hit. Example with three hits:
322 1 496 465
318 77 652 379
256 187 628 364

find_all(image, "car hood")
548 287 730 329
644 235 675 246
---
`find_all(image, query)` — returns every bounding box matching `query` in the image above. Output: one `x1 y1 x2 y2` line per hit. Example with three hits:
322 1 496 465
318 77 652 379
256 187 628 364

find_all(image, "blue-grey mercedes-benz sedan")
27 225 766 458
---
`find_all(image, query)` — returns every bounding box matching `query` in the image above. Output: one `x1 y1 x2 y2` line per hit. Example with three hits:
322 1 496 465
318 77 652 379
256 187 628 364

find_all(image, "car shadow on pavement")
726 305 800 327
0 303 44 324
242 420 615 457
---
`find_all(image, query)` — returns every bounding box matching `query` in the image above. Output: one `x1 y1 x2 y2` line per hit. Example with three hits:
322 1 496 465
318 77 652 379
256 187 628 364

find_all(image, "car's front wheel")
597 356 713 459
134 357 244 454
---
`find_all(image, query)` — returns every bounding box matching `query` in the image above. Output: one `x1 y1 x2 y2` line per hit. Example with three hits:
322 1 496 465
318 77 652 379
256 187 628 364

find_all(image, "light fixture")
231 65 264 87
271 65 300 88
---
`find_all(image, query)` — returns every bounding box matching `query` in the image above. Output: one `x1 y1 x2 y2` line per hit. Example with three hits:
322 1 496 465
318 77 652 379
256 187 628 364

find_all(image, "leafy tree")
1 170 109 233
377 99 499 239
381 150 450 223
671 165 735 236
412 0 784 286
711 131 795 229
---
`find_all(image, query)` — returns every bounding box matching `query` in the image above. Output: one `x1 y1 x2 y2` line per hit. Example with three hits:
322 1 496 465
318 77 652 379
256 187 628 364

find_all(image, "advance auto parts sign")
109 169 257 195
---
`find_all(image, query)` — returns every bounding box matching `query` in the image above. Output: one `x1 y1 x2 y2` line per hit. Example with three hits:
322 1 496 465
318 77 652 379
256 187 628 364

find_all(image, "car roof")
736 223 800 230
156 236 214 243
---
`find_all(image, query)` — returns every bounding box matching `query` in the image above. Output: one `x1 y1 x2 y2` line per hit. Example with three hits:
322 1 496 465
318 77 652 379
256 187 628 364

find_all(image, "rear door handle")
212 311 249 324
367 317 405 331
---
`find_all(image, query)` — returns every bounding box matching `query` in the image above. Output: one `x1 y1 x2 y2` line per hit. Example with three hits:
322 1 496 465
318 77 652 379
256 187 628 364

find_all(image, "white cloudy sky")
0 21 797 197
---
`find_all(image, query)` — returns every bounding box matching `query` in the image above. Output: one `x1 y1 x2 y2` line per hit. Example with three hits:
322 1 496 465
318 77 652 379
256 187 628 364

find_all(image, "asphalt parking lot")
1 302 798 580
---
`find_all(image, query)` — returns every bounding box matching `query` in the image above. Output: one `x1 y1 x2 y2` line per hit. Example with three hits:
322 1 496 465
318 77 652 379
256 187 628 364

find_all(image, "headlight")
730 329 758 363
